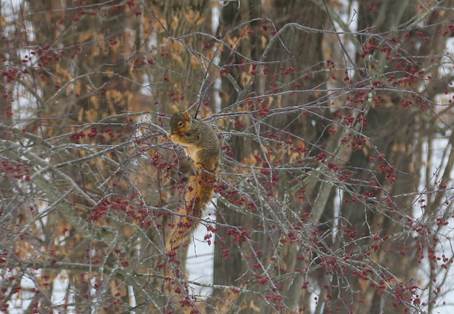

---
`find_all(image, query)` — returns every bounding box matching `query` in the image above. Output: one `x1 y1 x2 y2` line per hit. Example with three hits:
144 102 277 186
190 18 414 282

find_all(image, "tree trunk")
212 1 327 312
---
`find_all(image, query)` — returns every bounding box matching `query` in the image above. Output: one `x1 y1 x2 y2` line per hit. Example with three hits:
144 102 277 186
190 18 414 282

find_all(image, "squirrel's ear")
183 111 191 121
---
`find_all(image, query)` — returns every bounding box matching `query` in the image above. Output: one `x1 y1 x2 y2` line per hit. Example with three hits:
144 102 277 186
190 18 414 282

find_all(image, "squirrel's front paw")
169 134 178 142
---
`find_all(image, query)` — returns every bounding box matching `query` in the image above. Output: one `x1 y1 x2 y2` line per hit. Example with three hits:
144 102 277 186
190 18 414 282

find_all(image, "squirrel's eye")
177 121 183 127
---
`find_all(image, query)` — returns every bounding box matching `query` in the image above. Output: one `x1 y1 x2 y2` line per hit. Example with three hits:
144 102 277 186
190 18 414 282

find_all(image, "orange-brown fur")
166 111 219 251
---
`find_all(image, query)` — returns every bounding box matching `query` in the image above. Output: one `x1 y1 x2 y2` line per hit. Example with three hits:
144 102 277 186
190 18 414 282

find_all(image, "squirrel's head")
169 111 192 134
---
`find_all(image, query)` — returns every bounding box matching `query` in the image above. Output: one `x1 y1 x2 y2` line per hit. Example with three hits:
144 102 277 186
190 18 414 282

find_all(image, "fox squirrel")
166 111 220 251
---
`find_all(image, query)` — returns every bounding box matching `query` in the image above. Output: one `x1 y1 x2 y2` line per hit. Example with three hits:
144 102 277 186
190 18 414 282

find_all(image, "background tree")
1 0 454 313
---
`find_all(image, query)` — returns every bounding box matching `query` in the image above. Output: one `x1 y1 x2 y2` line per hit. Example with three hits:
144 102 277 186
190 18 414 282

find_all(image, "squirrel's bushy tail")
166 170 216 251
